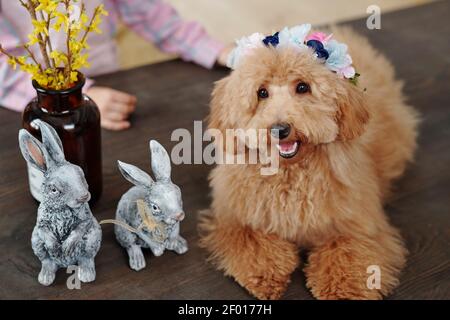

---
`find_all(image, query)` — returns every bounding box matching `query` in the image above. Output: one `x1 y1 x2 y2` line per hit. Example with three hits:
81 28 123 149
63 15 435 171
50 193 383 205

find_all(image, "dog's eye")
296 82 310 94
257 87 269 99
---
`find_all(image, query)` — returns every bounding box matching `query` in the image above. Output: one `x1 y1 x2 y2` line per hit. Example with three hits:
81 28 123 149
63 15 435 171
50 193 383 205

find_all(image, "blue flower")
306 39 324 50
306 40 329 60
278 24 311 48
263 32 280 47
324 40 351 71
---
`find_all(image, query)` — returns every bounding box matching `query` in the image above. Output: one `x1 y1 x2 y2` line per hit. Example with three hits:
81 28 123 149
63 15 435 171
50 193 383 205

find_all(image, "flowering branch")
63 0 72 77
24 44 43 72
21 0 52 69
0 0 108 90
0 45 15 61
40 10 56 69
80 5 100 45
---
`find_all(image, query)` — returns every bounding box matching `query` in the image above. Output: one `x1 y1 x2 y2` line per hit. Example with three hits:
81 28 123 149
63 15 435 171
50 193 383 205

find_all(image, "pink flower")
306 32 333 44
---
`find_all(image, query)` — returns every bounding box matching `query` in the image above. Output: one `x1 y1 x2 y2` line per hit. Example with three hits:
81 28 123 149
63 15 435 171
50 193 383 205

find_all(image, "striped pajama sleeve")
111 0 224 69
0 13 36 112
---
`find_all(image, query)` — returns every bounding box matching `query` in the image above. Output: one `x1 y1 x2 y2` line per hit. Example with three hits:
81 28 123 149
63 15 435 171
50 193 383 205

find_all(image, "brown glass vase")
22 74 103 204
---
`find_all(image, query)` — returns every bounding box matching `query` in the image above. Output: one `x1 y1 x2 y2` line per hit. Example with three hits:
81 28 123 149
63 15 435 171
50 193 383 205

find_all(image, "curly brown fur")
200 27 418 300
199 211 299 299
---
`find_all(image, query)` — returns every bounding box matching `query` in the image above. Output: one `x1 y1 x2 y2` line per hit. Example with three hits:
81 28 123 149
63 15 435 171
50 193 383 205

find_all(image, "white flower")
337 65 356 79
227 32 265 69
278 24 311 48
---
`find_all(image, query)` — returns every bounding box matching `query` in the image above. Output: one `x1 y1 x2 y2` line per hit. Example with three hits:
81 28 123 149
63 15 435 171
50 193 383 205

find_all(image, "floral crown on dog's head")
227 24 360 84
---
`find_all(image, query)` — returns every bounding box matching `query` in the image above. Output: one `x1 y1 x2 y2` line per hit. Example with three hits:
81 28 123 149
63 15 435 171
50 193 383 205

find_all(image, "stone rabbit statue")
18 120 102 286
104 140 187 271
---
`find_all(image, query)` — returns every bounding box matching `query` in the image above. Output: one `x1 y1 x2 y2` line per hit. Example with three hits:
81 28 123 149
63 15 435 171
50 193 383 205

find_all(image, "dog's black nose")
270 123 291 140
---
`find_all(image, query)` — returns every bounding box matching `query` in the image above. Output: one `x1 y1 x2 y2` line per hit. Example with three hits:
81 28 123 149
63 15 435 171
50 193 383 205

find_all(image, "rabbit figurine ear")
118 160 154 188
35 120 65 167
149 140 171 182
18 129 47 172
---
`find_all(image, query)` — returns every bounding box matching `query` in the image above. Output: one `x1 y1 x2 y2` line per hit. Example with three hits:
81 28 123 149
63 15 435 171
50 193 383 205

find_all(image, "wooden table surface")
0 2 449 299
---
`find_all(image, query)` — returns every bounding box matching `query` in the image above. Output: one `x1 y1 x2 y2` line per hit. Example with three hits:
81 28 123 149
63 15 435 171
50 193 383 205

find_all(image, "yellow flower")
88 5 108 34
69 40 82 55
20 63 40 81
80 39 90 50
98 4 109 17
72 53 89 70
80 12 89 25
50 50 68 66
27 33 40 46
7 58 17 70
31 19 48 36
58 71 65 83
70 22 83 37
35 74 49 87
53 12 68 32
35 0 58 15
89 15 102 34
70 71 78 83
7 56 27 70
17 56 27 65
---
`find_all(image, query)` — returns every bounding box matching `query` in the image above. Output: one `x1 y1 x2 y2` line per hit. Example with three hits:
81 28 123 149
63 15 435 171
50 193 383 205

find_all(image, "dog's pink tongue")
279 141 296 152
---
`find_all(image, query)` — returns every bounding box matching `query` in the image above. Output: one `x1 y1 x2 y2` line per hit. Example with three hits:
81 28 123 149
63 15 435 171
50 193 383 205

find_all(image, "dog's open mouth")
276 140 301 158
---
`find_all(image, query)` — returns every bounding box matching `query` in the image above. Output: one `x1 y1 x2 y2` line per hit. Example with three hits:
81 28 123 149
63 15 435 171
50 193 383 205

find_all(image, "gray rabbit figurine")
112 140 187 271
18 120 102 286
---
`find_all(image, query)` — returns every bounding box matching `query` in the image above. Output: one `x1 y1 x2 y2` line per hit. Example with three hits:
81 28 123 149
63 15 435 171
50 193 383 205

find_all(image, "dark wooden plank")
0 1 449 299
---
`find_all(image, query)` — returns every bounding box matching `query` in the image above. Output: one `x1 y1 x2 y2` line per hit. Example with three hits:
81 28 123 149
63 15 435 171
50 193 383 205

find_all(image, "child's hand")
86 86 137 131
217 44 235 67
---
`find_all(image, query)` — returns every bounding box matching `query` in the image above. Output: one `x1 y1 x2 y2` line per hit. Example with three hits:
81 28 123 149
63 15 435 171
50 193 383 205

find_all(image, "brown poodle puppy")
199 26 418 300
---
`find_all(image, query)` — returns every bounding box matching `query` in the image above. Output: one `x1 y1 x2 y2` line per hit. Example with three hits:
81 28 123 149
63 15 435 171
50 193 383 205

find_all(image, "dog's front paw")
241 273 291 300
304 236 401 300
307 273 383 300
305 263 384 300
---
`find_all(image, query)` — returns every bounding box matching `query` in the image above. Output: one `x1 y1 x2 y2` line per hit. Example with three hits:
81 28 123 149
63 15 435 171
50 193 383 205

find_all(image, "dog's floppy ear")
208 77 229 134
207 73 258 155
207 77 236 154
336 82 370 141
